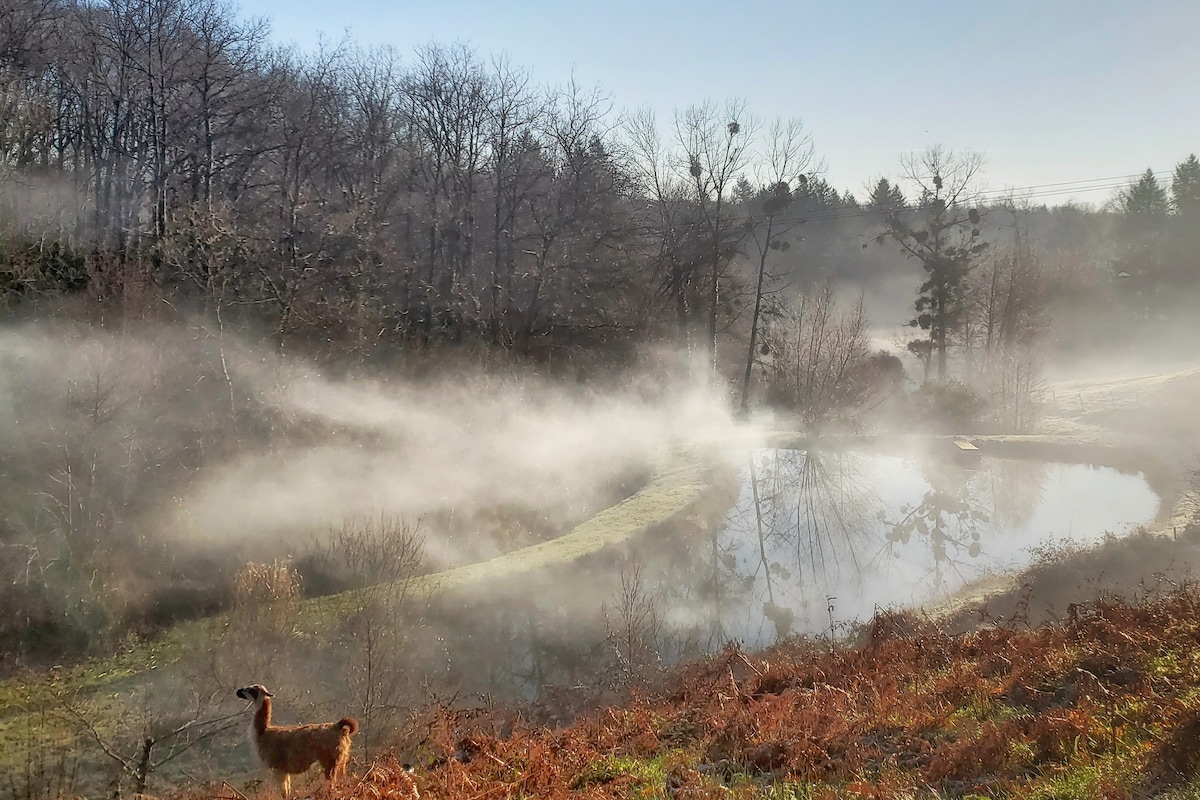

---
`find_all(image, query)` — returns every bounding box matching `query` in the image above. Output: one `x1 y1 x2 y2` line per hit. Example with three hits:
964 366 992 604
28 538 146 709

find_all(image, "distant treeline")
0 0 1195 374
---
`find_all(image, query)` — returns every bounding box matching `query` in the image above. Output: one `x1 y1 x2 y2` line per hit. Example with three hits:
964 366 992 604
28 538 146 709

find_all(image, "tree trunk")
740 214 774 413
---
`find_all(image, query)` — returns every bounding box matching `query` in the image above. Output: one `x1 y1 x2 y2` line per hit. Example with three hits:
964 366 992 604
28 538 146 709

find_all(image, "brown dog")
235 684 359 796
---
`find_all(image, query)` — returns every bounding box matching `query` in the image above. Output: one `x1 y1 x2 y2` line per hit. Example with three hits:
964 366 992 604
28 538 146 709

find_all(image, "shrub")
913 379 985 431
230 560 302 637
133 581 232 635
295 515 424 597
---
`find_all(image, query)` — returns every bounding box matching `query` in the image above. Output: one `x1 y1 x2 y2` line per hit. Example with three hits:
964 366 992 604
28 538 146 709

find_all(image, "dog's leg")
274 771 291 797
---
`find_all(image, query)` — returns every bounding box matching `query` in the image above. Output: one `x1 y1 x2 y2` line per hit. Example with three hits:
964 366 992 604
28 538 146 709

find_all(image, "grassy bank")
355 588 1200 800
0 446 724 796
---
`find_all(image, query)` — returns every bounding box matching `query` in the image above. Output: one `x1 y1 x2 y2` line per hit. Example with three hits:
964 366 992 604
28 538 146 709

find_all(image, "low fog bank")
175 346 745 566
1041 309 1200 385
0 319 750 601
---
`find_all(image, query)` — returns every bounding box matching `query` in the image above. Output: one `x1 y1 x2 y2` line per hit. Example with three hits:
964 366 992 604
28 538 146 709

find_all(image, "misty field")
2 352 1200 799
1 3 1199 795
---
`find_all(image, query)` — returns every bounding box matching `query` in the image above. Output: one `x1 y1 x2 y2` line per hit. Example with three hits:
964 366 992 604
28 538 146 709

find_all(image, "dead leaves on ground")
192 590 1200 799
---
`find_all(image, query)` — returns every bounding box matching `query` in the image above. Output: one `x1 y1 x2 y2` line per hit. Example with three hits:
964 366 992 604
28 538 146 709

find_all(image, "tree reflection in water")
712 448 1155 650
377 451 1154 706
879 455 990 593
980 457 1048 530
728 448 881 645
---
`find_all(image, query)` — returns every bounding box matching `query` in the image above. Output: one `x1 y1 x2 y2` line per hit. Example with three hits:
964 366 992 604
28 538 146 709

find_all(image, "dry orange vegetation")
182 582 1200 800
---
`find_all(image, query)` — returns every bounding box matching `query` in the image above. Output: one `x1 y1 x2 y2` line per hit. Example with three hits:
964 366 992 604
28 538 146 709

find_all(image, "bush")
230 560 302 638
295 515 425 597
0 548 115 670
133 581 232 635
912 379 985 432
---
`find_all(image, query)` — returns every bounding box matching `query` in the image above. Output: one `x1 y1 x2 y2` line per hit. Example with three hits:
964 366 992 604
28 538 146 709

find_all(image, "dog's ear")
261 686 274 697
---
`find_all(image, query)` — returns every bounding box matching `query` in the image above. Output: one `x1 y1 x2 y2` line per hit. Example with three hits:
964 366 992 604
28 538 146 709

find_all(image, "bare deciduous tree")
762 283 876 424
739 117 816 412
676 98 757 383
624 105 705 363
967 205 1047 430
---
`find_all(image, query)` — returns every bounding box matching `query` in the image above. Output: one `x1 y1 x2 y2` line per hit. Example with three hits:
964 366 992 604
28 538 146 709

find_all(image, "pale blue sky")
235 0 1198 205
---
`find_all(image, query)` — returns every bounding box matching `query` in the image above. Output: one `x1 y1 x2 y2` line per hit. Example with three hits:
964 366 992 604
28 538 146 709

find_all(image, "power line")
979 171 1171 193
954 170 1175 203
787 169 1177 225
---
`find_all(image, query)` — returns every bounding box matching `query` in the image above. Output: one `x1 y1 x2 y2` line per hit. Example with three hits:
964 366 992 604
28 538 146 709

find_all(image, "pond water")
414 446 1161 700
701 448 1161 649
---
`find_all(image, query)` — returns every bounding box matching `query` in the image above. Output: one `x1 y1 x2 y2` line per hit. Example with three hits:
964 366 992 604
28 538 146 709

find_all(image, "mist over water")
179 361 751 565
385 445 1162 705
2 310 1194 793
0 320 747 572
0 314 1190 708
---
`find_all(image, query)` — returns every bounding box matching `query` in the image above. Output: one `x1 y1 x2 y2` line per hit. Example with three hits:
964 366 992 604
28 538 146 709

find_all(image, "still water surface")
702 448 1161 649
425 448 1160 700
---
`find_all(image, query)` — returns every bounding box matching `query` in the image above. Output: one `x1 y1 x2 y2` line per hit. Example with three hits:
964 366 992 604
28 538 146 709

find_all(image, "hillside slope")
254 584 1200 800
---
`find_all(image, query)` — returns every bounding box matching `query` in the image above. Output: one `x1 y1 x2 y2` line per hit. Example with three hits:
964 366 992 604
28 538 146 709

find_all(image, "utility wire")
784 169 1177 226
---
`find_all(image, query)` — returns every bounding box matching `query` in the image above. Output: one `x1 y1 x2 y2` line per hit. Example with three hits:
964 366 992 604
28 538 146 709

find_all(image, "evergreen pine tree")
1172 154 1200 217
867 178 906 216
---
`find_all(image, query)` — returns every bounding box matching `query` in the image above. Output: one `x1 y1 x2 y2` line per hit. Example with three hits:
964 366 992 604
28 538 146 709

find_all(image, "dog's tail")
338 717 360 736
